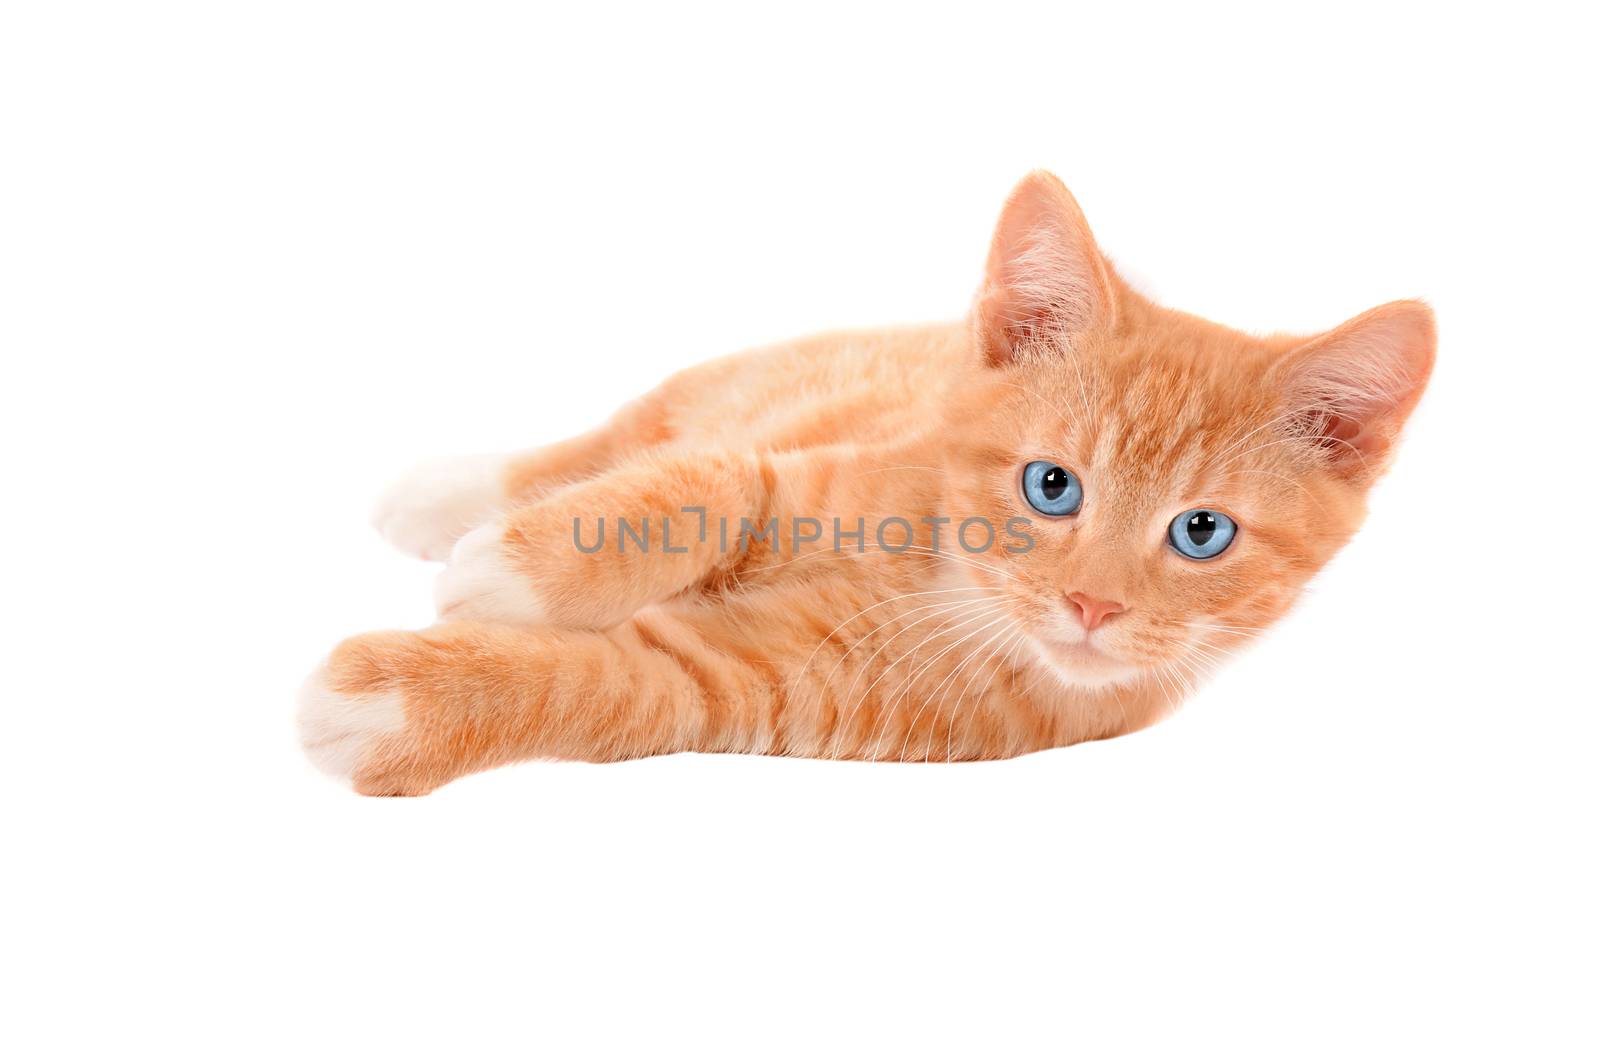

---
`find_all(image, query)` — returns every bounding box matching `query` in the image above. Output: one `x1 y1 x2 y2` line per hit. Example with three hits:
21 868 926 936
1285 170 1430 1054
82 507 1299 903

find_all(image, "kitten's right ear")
974 171 1116 367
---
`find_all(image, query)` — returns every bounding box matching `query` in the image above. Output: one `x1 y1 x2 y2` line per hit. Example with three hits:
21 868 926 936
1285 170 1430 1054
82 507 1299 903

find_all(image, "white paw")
371 454 507 561
433 522 549 625
297 663 407 783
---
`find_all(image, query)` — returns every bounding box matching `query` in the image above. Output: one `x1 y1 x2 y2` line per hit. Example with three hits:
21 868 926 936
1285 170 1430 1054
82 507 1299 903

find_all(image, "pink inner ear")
1274 300 1436 470
1282 406 1365 464
1314 408 1366 448
1284 377 1402 463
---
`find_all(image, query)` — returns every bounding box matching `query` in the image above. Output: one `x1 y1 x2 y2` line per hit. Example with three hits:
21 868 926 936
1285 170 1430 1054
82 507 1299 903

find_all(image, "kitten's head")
942 171 1434 693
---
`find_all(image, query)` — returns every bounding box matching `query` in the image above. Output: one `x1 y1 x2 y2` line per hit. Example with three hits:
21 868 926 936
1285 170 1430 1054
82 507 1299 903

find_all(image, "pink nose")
1066 592 1125 632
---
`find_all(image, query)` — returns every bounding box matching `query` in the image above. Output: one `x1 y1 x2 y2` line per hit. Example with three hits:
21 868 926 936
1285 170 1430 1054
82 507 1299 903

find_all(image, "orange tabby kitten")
300 171 1434 796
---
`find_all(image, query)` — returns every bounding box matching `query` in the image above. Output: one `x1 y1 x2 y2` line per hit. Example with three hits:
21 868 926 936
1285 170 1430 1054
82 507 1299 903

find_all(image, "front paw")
371 454 507 561
433 522 550 626
297 654 416 794
297 633 454 796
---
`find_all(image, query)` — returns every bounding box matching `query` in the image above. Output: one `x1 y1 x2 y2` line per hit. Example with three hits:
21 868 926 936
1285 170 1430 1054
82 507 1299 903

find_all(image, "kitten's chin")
1028 636 1142 691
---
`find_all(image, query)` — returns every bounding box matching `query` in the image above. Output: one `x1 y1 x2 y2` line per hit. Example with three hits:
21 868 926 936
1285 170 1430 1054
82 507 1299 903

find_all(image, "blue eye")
1169 509 1237 560
1022 461 1082 516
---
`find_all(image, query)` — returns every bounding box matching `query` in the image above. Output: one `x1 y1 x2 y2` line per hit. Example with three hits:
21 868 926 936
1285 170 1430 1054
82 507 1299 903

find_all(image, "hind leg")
370 452 519 562
372 398 673 560
433 450 774 629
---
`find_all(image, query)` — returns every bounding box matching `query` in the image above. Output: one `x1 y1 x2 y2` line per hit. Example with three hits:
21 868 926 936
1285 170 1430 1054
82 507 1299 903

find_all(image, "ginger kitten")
300 171 1434 795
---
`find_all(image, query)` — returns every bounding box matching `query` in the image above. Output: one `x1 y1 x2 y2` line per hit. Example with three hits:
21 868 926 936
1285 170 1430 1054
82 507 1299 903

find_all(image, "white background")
3 2 1595 1056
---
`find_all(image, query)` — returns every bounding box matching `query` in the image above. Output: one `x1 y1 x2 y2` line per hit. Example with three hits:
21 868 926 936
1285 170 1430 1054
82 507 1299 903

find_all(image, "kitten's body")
302 173 1434 795
613 323 967 452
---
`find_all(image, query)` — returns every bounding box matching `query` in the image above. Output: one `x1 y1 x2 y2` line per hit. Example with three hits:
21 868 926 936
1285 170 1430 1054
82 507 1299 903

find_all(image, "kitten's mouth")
1029 634 1139 688
1033 628 1115 659
1049 639 1107 659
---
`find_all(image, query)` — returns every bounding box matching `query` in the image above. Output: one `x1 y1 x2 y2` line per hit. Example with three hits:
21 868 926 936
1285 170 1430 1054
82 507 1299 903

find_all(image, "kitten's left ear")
1271 300 1437 480
974 171 1116 367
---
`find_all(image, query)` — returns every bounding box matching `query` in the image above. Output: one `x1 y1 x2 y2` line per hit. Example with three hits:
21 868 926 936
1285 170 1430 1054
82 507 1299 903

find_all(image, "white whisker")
801 593 1000 722
828 601 1009 758
788 585 998 699
867 610 1015 760
899 620 1018 762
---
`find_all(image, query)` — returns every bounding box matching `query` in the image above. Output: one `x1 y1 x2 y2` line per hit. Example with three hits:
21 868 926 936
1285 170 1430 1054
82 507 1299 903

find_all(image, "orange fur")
302 171 1435 795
